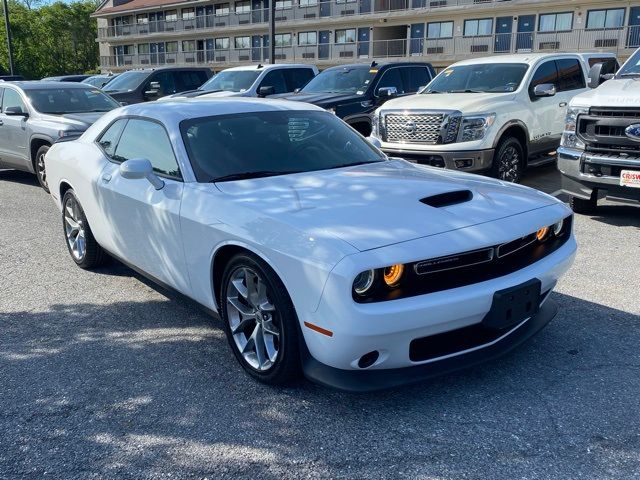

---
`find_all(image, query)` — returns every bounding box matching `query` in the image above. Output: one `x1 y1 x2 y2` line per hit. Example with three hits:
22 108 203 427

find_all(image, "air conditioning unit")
239 19 250 24
239 55 250 60
302 52 315 58
538 41 560 50
339 51 354 57
275 53 287 59
304 13 316 18
216 56 227 61
595 38 618 48
167 58 176 63
341 9 355 14
215 21 227 27
429 0 446 6
275 15 287 21
470 44 489 53
186 57 195 62
141 59 150 64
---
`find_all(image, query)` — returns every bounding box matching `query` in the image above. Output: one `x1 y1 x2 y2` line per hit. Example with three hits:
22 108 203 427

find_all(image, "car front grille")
579 107 640 157
384 113 444 144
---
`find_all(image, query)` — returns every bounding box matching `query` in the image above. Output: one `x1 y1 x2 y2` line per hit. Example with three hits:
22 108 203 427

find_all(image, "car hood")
197 90 245 98
380 92 516 113
571 78 640 107
215 159 557 251
271 92 362 107
42 112 106 129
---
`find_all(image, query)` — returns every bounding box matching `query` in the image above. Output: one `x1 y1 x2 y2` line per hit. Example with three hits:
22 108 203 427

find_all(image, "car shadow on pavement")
585 204 640 229
1 289 639 478
0 170 41 189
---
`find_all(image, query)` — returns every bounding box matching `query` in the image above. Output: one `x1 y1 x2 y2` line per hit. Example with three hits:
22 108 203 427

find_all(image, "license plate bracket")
483 279 541 331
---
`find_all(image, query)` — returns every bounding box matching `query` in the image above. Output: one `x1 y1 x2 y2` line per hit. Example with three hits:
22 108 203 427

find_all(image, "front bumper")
558 147 640 202
382 147 494 172
303 298 558 392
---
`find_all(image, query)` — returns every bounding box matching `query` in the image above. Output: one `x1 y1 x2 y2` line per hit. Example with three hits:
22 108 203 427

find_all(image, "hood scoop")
420 190 473 208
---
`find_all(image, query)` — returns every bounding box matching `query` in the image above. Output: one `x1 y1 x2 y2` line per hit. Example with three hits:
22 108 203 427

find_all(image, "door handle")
559 102 567 107
102 173 112 183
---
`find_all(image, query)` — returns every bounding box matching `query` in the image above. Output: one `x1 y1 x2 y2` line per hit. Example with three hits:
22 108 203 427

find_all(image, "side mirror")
377 86 398 98
293 87 301 93
144 81 161 98
587 63 613 88
533 83 556 97
4 106 28 117
119 158 164 190
366 136 382 149
258 85 275 98
119 101 128 106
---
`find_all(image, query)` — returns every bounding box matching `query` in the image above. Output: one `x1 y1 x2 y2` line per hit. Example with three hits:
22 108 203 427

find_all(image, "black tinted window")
529 60 558 96
98 119 127 157
259 70 287 94
283 68 315 91
556 59 585 91
177 71 207 91
152 72 177 96
180 111 385 183
402 67 431 93
114 119 181 178
376 68 404 94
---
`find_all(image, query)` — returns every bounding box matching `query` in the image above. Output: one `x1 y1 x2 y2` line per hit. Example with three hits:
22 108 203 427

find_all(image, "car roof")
451 52 617 67
7 81 98 90
118 67 211 74
118 97 325 123
222 63 316 71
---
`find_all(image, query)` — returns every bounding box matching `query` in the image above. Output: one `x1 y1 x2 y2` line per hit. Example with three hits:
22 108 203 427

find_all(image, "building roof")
95 0 191 15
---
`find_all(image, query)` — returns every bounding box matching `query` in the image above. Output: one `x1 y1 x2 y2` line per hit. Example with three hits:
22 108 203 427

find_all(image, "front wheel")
35 145 51 192
570 194 597 215
219 253 301 385
491 137 524 183
62 189 106 269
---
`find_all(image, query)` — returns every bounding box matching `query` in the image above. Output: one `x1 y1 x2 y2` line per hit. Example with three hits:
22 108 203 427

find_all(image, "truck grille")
579 107 640 156
384 113 445 144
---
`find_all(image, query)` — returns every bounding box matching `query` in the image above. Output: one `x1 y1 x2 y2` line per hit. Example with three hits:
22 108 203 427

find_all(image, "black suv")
272 62 435 136
103 67 212 104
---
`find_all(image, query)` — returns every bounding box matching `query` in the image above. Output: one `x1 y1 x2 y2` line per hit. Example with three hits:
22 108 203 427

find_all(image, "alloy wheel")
226 267 280 371
64 196 86 261
37 152 48 189
498 145 521 182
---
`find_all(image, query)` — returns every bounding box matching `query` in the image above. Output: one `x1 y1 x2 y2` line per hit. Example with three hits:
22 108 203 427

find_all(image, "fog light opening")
454 158 473 169
357 350 380 369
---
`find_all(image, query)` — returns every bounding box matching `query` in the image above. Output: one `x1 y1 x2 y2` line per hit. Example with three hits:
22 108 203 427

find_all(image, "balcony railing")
98 0 512 39
101 28 640 69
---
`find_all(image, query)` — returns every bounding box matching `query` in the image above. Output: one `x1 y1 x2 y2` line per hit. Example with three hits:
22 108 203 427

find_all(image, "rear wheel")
491 137 524 183
219 253 301 385
62 189 106 269
570 193 597 215
35 145 51 193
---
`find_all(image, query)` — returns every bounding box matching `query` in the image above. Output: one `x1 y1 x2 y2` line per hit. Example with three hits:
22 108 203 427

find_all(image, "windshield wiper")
424 90 441 94
449 89 484 93
211 170 300 182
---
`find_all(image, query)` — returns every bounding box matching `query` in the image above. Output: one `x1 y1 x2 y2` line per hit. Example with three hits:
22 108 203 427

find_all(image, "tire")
219 253 301 385
61 189 106 269
35 145 51 193
570 194 597 215
491 136 524 183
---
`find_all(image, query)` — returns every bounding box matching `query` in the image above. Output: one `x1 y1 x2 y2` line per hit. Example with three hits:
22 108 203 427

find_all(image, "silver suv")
0 81 120 192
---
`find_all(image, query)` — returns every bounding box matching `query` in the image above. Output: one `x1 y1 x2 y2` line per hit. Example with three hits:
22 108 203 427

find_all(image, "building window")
538 12 573 32
166 41 178 53
136 14 148 24
215 37 230 49
182 8 195 19
138 43 150 54
165 10 177 21
275 33 292 47
275 0 292 9
586 8 625 29
335 28 356 44
215 3 230 15
235 0 250 13
235 36 250 49
427 21 453 38
299 0 318 6
182 40 196 51
463 18 493 36
298 31 317 45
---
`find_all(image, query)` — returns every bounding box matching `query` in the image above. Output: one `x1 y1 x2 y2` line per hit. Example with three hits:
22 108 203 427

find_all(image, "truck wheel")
570 194 597 215
491 137 524 183
35 145 51 193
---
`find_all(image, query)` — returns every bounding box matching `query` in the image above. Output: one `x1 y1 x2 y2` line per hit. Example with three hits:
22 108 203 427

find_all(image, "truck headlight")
458 113 496 142
560 107 588 150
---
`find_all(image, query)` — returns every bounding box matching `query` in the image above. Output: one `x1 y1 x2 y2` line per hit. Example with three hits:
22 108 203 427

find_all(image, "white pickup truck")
558 48 640 213
370 53 616 182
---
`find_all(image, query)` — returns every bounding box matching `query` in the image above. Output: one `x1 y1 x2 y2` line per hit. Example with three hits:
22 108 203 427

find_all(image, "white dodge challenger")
45 98 576 391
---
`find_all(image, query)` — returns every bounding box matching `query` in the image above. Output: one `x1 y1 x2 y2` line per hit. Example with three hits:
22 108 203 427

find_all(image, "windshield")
617 49 640 77
301 66 375 94
103 71 149 92
181 110 385 182
425 63 529 93
200 70 260 92
82 76 107 87
26 88 120 114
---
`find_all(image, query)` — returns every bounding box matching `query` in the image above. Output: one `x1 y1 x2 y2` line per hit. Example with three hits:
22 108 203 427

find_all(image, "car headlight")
370 112 380 137
560 107 588 150
353 263 407 299
457 113 496 142
57 129 84 139
353 269 376 296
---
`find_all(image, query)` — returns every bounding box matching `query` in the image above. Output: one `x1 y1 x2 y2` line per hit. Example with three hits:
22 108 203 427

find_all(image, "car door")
282 68 315 92
258 69 288 95
95 117 190 293
0 87 30 170
553 57 587 140
527 59 560 155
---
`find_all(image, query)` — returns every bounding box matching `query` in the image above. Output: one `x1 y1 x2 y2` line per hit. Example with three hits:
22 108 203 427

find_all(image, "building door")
516 15 535 51
252 35 262 61
358 27 370 57
320 1 330 17
318 30 330 59
150 42 165 64
149 11 164 33
409 23 424 55
628 7 640 48
495 16 512 53
262 34 270 62
360 0 371 14
252 0 262 23
206 38 214 62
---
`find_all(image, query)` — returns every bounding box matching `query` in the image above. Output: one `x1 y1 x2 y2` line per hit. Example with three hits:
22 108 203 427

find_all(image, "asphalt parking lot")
1 164 639 479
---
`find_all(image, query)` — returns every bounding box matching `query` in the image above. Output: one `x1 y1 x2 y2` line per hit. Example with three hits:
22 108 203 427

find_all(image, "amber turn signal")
536 226 550 241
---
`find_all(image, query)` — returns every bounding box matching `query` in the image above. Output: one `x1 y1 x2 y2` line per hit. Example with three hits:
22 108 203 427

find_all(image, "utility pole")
2 0 14 75
268 0 275 63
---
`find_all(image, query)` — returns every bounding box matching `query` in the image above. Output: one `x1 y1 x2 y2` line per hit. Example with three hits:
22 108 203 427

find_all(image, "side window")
283 68 315 91
114 119 181 178
2 88 27 113
529 60 558 97
150 71 177 96
401 67 431 93
259 70 287 94
178 71 207 91
97 119 128 157
555 59 585 92
375 68 404 95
